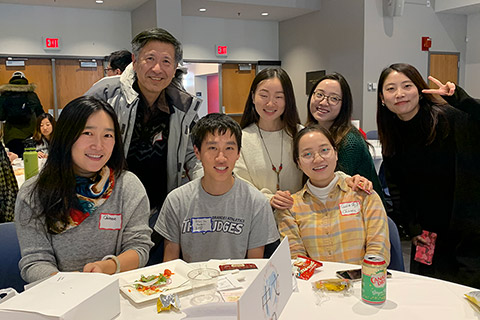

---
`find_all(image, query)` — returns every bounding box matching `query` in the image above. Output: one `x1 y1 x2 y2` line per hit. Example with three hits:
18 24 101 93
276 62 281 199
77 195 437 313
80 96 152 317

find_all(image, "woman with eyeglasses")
307 73 384 202
275 125 390 264
235 68 371 213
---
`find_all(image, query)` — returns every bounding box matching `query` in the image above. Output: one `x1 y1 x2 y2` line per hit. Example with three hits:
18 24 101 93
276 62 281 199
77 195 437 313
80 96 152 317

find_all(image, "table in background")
12 158 46 188
114 259 479 320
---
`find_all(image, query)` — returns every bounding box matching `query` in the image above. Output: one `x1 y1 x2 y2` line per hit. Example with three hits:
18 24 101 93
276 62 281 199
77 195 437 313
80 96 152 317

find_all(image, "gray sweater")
15 171 153 283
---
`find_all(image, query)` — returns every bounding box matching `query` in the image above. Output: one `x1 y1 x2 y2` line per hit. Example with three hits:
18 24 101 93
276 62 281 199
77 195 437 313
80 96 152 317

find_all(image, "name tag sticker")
339 201 361 216
191 217 213 234
99 213 122 230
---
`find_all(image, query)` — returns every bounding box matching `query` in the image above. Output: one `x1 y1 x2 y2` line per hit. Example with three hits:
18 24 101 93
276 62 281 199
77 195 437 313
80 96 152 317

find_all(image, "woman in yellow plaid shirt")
275 125 390 265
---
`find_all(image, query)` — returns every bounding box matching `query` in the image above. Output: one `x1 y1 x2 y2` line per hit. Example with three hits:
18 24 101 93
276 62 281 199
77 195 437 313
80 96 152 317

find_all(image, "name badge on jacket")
99 213 122 230
339 201 361 216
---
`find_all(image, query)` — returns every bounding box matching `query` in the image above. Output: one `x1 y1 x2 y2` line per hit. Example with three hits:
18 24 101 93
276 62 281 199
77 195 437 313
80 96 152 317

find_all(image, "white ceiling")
0 0 317 21
2 0 479 20
0 0 149 11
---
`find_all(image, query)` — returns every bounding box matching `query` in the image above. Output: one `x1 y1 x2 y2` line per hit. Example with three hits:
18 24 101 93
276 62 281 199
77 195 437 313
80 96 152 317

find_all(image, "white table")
12 158 46 187
113 259 479 320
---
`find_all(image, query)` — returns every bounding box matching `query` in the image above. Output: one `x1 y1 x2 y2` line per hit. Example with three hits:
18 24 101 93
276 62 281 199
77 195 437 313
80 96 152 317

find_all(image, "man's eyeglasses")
313 91 342 106
104 67 113 72
299 147 333 161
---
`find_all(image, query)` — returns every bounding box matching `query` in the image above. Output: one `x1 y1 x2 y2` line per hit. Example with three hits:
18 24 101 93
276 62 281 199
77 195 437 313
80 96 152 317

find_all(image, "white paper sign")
237 237 293 319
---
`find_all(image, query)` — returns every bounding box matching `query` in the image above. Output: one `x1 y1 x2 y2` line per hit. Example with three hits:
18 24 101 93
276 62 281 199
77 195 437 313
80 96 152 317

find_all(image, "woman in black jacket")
377 63 480 288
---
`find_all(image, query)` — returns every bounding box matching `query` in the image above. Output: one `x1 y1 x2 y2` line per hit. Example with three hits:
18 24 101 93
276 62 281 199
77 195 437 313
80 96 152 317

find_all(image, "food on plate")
293 255 323 280
135 269 174 295
157 293 180 312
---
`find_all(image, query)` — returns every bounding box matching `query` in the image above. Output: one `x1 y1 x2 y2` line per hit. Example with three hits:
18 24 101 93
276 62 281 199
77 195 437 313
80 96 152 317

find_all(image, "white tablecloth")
113 259 479 320
13 158 46 188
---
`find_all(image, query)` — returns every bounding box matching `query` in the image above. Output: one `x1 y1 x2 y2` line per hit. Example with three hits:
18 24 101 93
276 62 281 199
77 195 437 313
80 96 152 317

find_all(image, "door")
0 58 54 113
55 59 104 110
221 63 256 123
428 52 459 87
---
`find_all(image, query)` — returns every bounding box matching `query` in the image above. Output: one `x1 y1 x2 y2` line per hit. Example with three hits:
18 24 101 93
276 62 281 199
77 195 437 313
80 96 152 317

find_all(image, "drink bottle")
23 139 38 180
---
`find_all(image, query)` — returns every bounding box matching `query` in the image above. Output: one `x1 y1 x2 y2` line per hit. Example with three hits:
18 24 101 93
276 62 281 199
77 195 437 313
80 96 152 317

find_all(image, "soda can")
361 254 387 304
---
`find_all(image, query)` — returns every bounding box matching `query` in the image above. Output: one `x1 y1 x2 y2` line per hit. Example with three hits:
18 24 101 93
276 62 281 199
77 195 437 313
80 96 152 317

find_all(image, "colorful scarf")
50 166 115 234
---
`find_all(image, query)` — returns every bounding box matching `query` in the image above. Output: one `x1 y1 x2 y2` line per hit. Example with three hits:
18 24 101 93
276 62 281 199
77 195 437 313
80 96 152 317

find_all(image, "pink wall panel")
207 74 219 113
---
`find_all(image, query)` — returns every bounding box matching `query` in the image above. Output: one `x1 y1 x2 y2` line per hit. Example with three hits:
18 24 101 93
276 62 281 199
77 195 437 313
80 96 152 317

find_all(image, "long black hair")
377 63 449 156
33 96 126 233
306 72 356 146
240 67 300 138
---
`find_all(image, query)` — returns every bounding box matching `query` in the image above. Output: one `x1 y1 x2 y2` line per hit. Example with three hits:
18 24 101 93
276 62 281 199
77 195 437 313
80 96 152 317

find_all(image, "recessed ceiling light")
199 8 207 12
261 12 269 16
96 0 104 3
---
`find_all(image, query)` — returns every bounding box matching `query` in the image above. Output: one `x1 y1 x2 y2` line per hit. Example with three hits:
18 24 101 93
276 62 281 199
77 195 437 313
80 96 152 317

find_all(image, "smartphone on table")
336 268 392 281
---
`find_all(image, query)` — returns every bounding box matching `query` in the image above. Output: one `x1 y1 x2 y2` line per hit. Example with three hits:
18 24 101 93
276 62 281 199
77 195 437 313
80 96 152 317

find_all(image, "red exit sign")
215 45 228 57
42 37 61 50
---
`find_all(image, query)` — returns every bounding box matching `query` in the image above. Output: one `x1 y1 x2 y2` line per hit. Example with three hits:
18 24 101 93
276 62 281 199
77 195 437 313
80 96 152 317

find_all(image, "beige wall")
465 12 480 94
363 0 467 132
279 0 365 124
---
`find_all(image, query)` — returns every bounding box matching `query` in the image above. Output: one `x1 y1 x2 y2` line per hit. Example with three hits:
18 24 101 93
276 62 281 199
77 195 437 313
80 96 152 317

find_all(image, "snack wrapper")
311 278 352 306
293 255 323 280
312 278 352 293
157 293 180 313
465 291 480 310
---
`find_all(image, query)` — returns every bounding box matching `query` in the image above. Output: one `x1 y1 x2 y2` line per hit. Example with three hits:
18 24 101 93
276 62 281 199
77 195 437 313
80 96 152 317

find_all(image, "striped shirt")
275 171 390 265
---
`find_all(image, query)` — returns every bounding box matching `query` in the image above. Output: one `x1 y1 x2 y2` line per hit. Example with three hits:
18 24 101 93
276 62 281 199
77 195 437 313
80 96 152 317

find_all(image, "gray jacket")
86 64 203 192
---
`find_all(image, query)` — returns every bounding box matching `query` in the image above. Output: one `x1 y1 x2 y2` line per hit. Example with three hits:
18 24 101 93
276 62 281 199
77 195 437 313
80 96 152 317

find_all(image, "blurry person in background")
33 113 56 158
105 50 132 76
0 71 44 156
0 122 18 222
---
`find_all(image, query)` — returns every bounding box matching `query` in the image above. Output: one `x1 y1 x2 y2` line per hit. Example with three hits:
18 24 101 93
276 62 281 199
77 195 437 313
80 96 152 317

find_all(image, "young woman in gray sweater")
15 96 153 283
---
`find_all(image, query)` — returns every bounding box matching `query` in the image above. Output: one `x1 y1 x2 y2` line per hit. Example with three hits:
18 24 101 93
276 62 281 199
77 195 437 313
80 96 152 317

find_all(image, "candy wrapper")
312 278 353 306
293 255 323 280
157 293 180 313
465 291 480 311
312 278 352 293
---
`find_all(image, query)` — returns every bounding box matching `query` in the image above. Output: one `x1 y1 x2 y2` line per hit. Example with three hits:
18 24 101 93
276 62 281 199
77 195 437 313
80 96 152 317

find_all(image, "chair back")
387 217 405 271
0 222 27 292
366 130 378 140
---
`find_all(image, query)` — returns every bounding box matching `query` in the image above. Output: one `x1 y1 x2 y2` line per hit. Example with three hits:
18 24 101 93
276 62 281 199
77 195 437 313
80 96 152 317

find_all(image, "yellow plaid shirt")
275 172 390 265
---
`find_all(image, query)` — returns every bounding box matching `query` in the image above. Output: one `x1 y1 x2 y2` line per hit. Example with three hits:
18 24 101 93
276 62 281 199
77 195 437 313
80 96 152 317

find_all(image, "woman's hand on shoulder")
7 151 18 163
422 76 456 96
346 174 373 194
270 190 294 210
37 151 47 159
